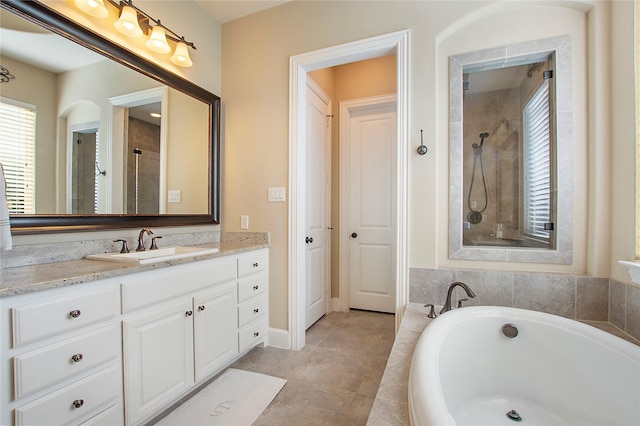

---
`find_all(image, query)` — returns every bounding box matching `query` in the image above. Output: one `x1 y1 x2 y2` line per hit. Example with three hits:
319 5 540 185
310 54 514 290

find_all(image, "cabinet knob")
198 305 206 311
253 262 259 268
69 310 81 318
72 399 84 409
253 285 259 291
253 331 260 337
71 354 84 363
253 308 260 314
185 310 193 317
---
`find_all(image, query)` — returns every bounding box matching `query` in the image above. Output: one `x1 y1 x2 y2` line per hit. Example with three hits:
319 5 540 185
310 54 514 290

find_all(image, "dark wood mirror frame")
1 0 220 234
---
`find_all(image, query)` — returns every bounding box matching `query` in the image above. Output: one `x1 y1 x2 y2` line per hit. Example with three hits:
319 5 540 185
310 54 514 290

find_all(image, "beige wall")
0 55 57 213
610 0 635 283
222 1 629 331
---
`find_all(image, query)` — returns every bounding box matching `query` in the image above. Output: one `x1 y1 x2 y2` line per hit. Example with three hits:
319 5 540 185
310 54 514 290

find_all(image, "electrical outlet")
471 200 477 209
168 190 181 203
241 215 249 230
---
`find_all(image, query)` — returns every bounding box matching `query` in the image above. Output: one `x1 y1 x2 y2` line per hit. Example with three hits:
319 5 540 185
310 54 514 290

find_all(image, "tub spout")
440 282 476 314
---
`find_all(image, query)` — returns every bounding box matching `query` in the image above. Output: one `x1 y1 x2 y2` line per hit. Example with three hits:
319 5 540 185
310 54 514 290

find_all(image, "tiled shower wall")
410 267 640 341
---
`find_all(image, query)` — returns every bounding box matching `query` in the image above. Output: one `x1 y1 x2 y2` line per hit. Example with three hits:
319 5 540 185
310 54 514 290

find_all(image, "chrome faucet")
136 228 153 251
439 281 477 314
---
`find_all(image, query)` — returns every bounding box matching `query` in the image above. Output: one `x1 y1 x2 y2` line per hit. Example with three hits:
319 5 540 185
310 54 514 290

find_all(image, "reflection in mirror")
462 55 555 249
449 35 573 264
0 0 219 233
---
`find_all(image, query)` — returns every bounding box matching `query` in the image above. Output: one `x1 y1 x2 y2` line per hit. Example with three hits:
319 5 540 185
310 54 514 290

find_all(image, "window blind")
523 80 551 241
0 98 36 214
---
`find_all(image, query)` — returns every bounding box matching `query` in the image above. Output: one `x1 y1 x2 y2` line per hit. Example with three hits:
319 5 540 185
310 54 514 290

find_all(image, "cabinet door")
193 281 238 382
123 299 194 425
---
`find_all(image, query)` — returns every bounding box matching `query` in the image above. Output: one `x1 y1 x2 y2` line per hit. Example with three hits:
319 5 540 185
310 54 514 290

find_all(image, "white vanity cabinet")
0 281 123 426
1 247 269 426
121 249 268 425
237 250 269 352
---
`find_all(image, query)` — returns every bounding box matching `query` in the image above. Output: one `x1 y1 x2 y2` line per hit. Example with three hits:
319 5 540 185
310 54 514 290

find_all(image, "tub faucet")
440 282 476 314
136 228 153 251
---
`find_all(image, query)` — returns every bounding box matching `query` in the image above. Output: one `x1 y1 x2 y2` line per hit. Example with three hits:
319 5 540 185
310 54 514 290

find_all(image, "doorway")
288 30 409 350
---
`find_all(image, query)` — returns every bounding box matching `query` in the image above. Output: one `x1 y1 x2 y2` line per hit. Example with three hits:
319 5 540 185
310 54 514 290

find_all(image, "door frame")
339 94 397 313
288 30 409 350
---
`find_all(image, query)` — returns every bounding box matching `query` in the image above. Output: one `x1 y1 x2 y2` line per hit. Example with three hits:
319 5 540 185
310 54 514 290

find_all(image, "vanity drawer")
121 257 236 313
13 326 119 399
12 287 117 347
14 365 120 426
237 250 268 278
238 321 267 353
238 296 267 328
237 272 267 303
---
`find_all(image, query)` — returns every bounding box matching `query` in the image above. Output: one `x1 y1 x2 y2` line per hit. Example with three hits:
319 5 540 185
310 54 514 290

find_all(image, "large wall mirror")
0 0 219 234
449 35 573 264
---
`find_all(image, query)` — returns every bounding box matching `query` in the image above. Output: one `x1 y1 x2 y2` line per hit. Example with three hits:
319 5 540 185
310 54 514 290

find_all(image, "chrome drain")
506 410 522 422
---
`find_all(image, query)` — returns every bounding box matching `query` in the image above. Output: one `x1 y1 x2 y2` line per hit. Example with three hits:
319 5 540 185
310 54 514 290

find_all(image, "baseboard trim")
268 327 290 349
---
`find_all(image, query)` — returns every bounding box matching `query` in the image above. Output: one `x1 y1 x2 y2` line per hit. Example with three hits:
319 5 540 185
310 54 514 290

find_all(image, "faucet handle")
424 304 437 319
150 236 162 250
113 239 129 253
457 298 469 308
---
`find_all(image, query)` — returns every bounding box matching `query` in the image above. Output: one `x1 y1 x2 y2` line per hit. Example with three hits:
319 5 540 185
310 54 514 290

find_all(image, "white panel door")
347 99 396 313
305 81 331 329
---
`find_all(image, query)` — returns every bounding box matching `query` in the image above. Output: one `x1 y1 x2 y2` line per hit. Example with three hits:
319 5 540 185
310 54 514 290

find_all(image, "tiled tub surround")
410 267 640 342
0 232 269 297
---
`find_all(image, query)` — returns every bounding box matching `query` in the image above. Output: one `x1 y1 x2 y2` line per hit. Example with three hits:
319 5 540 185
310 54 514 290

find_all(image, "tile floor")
230 309 396 425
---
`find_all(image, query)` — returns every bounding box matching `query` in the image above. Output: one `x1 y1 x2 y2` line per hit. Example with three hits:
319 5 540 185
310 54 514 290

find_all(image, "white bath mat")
156 368 286 425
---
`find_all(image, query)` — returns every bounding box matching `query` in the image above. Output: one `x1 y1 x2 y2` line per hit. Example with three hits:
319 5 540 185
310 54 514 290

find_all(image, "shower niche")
449 35 573 264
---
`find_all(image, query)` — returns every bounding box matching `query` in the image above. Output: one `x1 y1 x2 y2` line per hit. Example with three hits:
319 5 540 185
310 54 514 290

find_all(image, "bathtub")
408 306 640 426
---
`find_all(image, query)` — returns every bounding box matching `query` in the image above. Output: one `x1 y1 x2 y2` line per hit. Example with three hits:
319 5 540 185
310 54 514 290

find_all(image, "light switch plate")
168 190 181 203
241 215 249 230
268 187 286 202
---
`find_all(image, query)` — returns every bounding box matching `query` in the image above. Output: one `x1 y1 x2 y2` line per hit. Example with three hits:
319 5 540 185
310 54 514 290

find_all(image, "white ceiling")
195 1 290 24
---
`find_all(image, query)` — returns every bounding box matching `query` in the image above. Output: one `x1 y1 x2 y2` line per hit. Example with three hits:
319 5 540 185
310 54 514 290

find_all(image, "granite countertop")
0 241 269 298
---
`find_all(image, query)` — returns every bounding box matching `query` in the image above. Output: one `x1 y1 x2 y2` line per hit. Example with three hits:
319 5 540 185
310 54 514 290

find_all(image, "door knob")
351 233 357 238
305 236 313 244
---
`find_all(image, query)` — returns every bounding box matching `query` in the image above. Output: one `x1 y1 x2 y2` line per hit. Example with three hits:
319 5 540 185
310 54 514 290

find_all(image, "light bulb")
146 24 171 54
170 41 193 67
75 0 108 18
114 5 143 38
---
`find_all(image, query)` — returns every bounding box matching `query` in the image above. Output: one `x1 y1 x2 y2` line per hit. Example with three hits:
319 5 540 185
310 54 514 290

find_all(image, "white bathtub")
409 306 640 426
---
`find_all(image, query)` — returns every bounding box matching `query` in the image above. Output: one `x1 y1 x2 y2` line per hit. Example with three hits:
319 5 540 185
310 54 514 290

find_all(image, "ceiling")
195 1 290 24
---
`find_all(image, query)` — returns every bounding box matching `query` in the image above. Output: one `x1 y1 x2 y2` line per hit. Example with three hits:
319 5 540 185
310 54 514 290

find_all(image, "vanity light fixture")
74 0 108 18
114 3 143 37
146 21 171 53
75 0 197 67
170 38 193 67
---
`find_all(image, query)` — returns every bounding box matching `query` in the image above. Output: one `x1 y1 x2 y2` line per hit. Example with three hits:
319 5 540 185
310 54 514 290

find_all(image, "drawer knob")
198 305 206 311
69 310 81 318
185 310 193 317
72 399 84 409
253 262 259 268
71 354 84 363
253 285 259 291
253 331 260 337
253 308 260 314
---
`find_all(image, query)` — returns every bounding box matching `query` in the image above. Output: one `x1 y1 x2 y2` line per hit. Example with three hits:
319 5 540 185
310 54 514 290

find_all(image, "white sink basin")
86 246 219 265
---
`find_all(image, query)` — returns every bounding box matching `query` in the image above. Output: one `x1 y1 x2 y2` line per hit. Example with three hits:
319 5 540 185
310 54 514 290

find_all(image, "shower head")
478 132 489 147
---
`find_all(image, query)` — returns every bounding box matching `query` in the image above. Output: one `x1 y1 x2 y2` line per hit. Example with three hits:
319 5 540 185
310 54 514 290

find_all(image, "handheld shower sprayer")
467 132 489 224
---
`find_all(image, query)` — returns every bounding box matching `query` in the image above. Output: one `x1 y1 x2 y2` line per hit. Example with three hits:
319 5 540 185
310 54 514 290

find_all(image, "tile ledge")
618 260 640 286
